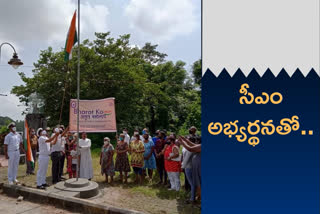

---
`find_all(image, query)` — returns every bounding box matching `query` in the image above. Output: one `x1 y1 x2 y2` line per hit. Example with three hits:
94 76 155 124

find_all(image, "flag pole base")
54 178 99 199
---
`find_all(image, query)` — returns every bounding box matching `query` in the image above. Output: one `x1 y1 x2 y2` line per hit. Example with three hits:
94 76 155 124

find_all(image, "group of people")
4 122 201 204
34 126 94 189
4 122 93 189
100 127 201 204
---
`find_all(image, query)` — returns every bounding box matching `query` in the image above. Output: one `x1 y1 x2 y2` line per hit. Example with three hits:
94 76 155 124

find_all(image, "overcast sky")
0 0 201 121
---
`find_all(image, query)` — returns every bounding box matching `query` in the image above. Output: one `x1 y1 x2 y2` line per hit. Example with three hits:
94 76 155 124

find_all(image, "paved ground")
0 155 8 167
95 185 200 214
0 192 80 214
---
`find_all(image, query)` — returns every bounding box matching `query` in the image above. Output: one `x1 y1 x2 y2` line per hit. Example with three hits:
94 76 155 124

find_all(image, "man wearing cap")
36 130 59 189
4 122 25 185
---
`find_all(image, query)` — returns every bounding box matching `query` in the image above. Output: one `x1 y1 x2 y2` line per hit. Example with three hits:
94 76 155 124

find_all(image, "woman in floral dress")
100 137 115 184
115 134 131 183
129 133 145 184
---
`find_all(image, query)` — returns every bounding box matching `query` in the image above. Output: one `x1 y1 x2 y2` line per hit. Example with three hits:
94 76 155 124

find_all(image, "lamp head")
8 53 23 69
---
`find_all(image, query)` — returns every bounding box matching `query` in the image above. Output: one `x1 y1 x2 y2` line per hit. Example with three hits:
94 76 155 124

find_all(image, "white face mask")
123 131 127 134
41 130 47 136
12 127 16 132
54 128 59 133
134 132 138 135
104 141 110 146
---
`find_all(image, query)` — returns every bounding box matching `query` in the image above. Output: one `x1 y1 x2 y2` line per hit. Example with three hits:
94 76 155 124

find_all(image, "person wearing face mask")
26 128 38 175
142 128 152 141
129 133 145 184
187 126 201 144
164 135 181 191
142 132 156 182
100 137 115 184
36 130 59 189
79 132 94 180
179 136 201 203
183 126 200 191
122 128 130 145
130 129 141 142
154 131 168 185
4 122 25 185
115 133 131 183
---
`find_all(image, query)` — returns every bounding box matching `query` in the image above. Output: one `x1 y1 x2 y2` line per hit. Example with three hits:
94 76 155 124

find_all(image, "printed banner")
202 69 320 213
69 98 117 133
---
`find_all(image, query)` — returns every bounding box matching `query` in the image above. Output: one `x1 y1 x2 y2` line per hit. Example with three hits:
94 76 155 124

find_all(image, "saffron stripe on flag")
24 119 34 167
64 10 78 62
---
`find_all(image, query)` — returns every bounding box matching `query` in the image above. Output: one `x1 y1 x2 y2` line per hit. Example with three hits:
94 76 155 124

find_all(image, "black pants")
51 152 61 184
156 157 167 183
59 154 65 178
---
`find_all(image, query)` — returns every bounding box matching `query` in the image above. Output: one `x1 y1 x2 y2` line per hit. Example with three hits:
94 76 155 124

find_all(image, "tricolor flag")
24 119 34 168
64 11 78 62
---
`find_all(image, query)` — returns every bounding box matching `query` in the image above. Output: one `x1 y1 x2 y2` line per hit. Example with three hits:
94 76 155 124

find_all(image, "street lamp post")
0 42 23 69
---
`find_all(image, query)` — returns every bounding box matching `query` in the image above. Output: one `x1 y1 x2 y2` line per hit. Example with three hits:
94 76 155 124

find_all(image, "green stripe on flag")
64 30 78 62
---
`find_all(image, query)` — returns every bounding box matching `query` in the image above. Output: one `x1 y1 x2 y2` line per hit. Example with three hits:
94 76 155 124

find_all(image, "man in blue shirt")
152 130 160 144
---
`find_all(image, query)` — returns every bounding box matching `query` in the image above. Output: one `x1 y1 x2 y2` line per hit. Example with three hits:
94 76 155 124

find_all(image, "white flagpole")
76 0 80 181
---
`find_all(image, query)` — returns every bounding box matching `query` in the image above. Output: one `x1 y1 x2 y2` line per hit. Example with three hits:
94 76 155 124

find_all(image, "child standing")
67 134 78 178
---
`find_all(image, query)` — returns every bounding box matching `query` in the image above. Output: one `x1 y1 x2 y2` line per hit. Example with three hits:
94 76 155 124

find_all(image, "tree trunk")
150 105 156 135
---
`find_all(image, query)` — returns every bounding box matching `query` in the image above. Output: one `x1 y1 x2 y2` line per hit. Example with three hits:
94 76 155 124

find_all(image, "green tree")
12 32 201 142
192 59 201 86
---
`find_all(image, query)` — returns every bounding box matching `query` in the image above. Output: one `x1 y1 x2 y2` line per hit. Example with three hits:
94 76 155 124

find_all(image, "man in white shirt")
36 130 59 189
123 128 130 145
4 122 25 185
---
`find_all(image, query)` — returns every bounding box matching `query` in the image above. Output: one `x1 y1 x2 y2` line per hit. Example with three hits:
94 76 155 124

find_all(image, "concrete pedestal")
54 178 99 199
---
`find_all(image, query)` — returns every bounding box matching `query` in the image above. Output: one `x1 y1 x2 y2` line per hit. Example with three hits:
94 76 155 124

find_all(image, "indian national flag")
64 10 78 62
24 119 34 168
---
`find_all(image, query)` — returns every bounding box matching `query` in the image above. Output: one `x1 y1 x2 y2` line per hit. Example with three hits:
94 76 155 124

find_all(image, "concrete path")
0 192 80 214
0 155 8 167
